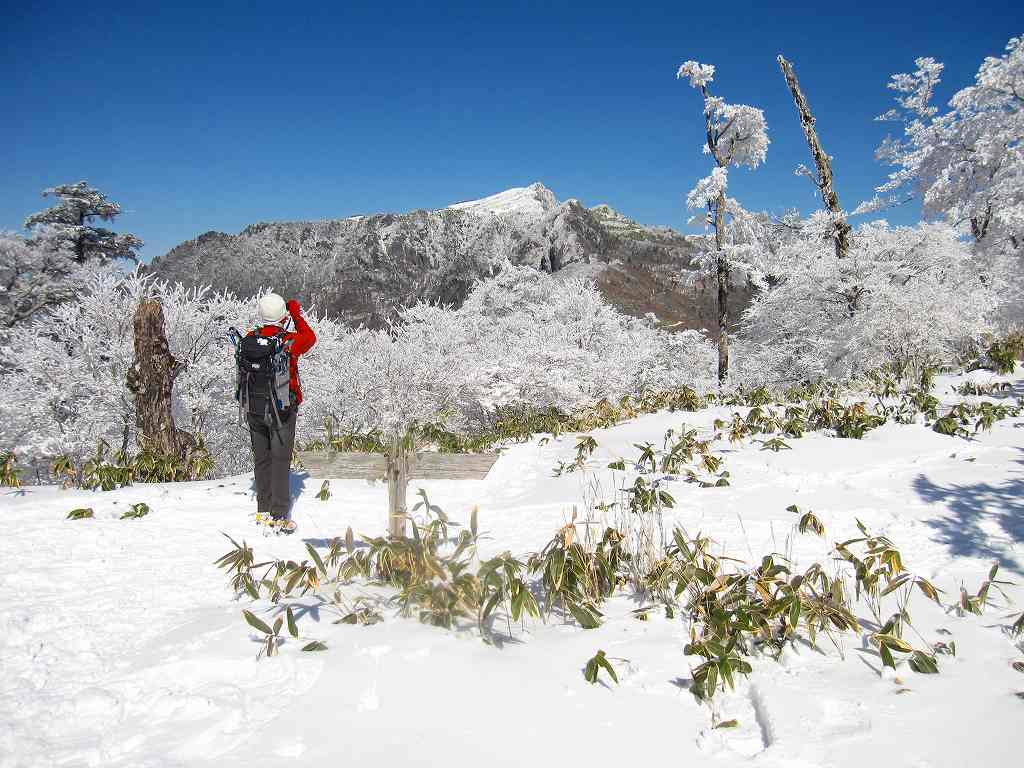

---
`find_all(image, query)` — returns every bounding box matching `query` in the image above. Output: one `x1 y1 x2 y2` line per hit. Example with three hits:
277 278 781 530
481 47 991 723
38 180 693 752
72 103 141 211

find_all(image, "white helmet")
258 292 288 324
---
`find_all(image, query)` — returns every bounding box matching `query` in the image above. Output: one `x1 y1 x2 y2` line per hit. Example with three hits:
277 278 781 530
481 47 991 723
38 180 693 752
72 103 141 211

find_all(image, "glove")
286 299 302 316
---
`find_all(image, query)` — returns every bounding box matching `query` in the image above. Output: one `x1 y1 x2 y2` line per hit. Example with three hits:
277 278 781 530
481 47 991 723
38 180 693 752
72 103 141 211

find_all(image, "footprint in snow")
358 644 392 660
402 647 430 661
817 697 871 739
273 741 306 758
358 683 380 712
355 644 390 712
68 687 124 728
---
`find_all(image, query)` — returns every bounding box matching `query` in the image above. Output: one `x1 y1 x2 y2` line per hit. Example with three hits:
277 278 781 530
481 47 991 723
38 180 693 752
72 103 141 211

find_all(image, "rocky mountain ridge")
147 183 742 331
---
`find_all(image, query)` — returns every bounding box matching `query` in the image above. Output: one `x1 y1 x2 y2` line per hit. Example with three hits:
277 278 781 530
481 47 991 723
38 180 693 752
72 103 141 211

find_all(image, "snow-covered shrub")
401 265 717 412
301 321 483 442
735 220 1001 386
0 265 256 474
0 231 80 332
981 331 1024 374
1 265 144 465
0 264 375 476
307 266 716 445
0 264 716 479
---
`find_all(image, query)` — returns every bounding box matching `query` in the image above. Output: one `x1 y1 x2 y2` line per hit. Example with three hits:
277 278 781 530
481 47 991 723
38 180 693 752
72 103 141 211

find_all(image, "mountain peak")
446 182 559 218
589 202 641 231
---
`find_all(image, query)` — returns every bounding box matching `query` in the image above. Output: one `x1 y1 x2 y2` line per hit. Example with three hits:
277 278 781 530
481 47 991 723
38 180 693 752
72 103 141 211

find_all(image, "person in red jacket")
249 292 316 532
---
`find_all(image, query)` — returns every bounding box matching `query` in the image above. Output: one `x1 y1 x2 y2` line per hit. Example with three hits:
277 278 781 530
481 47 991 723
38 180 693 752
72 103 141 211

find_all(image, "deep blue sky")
2 1 1020 261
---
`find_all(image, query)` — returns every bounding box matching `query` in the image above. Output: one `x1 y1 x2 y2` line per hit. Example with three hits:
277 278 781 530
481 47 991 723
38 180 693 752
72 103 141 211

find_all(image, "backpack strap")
233 332 247 427
265 326 289 443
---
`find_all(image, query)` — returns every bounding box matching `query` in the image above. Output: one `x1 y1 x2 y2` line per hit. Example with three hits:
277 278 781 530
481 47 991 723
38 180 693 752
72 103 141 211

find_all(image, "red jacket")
253 301 316 405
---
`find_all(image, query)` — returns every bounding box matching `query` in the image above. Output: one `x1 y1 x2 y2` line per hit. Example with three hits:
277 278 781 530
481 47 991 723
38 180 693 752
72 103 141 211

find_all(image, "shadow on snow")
914 447 1024 569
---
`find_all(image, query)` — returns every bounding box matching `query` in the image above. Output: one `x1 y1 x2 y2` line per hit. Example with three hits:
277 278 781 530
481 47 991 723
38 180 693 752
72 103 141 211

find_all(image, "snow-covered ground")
2 371 1023 768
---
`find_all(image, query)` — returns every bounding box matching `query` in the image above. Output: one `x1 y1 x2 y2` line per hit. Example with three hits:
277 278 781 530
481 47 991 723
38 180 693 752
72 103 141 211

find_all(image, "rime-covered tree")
0 231 78 329
0 265 717 477
861 35 1023 257
25 181 143 264
737 218 1000 385
401 265 715 410
677 61 769 383
2 183 143 330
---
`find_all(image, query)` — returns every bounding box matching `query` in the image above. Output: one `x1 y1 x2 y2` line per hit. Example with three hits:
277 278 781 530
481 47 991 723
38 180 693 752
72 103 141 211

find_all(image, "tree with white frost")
25 181 143 264
0 231 78 330
737 219 999 385
400 265 716 411
0 266 253 473
677 60 769 383
0 265 718 477
863 35 1023 258
1 183 143 331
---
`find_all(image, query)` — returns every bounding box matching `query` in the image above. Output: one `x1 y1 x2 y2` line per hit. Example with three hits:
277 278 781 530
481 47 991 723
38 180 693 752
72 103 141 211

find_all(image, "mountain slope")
447 181 558 219
147 183 745 330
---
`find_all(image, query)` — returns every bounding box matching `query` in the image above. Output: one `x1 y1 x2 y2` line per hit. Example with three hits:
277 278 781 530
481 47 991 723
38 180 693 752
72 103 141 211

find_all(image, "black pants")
248 410 297 518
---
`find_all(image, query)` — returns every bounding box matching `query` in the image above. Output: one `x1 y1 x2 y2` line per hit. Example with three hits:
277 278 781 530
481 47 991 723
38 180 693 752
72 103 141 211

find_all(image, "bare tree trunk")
714 192 729 384
777 55 850 260
970 204 992 242
126 299 192 457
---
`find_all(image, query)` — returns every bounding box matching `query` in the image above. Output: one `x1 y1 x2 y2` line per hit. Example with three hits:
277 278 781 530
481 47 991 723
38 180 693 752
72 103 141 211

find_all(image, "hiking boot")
270 513 297 535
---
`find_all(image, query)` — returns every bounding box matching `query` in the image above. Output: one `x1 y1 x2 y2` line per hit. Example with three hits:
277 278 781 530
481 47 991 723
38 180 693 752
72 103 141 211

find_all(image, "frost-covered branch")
868 35 1023 260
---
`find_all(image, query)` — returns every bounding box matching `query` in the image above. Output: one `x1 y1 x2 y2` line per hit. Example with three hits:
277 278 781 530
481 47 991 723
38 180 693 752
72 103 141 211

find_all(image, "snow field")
446 182 558 219
1 372 1023 767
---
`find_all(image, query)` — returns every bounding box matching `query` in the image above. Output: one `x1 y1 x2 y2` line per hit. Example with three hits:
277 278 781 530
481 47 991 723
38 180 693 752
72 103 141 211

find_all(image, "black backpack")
231 327 294 437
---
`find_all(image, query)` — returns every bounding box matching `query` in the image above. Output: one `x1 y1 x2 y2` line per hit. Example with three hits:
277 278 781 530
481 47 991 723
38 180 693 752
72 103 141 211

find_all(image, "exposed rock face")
147 182 747 331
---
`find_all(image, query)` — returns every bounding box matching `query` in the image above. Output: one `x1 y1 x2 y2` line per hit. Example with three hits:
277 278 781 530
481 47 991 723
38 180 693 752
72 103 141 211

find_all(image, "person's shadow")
246 469 310 509
290 470 310 506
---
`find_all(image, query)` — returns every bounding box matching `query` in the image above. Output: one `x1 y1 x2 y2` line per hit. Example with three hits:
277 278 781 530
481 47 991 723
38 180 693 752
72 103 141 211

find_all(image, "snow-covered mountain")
147 183 743 329
446 181 559 219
